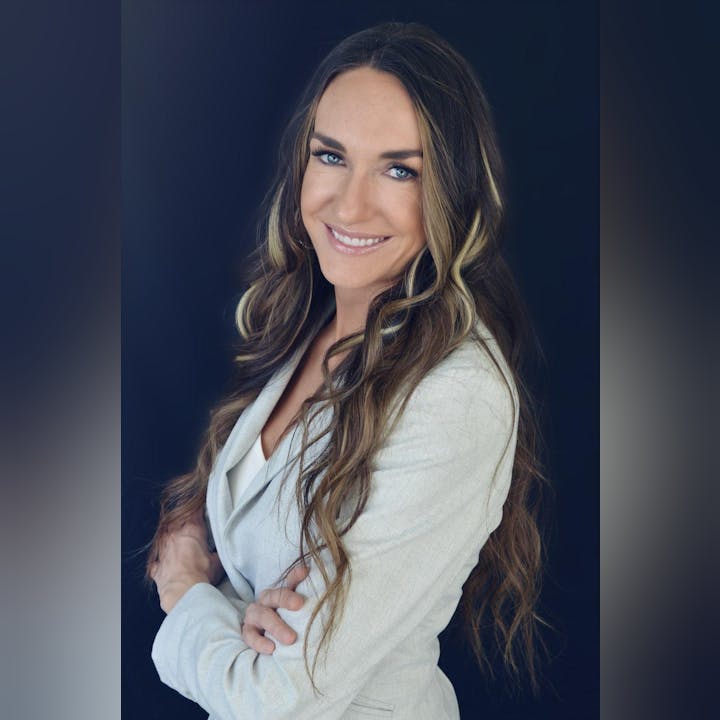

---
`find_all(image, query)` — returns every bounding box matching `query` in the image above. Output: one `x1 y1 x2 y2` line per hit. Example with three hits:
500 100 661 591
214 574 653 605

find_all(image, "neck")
329 284 386 341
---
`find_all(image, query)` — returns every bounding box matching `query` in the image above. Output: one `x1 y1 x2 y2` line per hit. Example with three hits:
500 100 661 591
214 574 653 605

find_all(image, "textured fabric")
152 311 520 719
227 433 267 506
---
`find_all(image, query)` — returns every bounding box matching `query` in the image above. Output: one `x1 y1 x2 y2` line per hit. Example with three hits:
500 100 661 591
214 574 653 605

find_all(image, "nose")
334 170 374 226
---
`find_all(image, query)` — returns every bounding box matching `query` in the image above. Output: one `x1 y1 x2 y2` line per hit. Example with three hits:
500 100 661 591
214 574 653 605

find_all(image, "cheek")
390 192 424 242
300 169 328 218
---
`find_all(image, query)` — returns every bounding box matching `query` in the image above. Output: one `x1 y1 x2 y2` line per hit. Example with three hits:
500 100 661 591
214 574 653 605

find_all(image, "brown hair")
145 21 550 695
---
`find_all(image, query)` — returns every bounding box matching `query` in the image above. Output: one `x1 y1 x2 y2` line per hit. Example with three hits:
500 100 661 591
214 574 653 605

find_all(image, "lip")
324 223 391 255
325 222 389 240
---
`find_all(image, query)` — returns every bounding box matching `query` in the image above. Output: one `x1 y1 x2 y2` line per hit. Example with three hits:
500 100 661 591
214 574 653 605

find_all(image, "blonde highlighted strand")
144 21 551 699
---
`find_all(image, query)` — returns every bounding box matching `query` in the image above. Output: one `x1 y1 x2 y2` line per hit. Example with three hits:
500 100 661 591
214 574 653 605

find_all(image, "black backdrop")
122 1 598 718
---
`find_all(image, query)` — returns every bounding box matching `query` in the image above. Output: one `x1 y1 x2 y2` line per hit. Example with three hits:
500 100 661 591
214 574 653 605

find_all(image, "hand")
242 563 310 654
150 509 225 614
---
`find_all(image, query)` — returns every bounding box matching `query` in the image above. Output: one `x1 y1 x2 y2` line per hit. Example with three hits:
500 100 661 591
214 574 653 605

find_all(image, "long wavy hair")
145 21 550 695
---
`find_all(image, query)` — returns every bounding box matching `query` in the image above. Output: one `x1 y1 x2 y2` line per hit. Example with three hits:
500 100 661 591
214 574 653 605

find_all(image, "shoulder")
396 320 518 443
372 320 519 493
367 321 520 519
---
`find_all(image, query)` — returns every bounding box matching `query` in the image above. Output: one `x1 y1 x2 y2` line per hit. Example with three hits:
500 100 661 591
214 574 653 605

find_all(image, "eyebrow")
311 132 423 160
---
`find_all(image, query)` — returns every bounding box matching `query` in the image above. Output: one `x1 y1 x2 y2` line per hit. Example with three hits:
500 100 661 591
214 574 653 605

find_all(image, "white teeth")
330 227 386 247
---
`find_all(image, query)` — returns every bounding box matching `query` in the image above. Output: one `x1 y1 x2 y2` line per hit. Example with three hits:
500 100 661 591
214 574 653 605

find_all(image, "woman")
146 21 547 719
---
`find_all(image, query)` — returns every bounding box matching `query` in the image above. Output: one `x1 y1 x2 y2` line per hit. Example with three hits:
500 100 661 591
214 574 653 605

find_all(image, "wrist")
159 575 208 614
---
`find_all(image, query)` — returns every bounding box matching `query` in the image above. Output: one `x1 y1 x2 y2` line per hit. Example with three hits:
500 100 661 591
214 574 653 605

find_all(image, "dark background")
122 1 597 718
6 2 719 720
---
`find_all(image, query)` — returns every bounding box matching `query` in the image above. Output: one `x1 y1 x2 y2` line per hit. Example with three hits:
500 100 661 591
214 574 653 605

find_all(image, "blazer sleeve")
215 575 250 620
151 348 519 719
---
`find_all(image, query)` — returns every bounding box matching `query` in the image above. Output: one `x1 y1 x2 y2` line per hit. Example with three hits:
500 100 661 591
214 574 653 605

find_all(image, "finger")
242 623 276 654
258 587 305 611
286 563 310 589
257 605 298 644
245 604 298 645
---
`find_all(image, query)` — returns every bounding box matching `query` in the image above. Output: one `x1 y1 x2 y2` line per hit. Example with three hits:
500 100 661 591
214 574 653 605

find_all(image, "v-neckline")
212 300 338 534
215 299 337 495
254 431 268 464
258 313 334 462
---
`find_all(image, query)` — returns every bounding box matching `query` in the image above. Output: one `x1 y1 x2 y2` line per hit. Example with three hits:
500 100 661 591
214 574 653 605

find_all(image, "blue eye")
311 149 343 165
310 148 418 182
388 165 417 181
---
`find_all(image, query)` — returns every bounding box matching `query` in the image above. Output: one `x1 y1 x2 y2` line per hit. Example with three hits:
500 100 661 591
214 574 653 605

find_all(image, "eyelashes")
309 148 419 182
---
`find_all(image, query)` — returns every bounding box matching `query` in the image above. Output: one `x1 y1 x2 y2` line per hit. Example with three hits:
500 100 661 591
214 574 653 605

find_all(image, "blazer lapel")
211 300 335 525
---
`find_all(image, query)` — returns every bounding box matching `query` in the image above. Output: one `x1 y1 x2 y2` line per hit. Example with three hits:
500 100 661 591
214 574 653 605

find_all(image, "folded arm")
152 354 518 719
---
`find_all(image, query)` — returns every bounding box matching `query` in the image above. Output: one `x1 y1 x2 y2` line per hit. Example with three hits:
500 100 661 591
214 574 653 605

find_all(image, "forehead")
314 67 421 150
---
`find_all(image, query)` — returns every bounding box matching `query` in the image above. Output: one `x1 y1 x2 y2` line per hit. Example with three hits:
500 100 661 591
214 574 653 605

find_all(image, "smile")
324 224 391 254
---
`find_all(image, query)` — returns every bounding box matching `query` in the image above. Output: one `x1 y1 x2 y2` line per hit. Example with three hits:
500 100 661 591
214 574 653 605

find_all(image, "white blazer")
152 306 520 719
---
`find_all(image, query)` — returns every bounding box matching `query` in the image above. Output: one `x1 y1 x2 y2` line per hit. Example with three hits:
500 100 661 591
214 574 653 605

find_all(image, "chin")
320 269 371 291
313 261 374 292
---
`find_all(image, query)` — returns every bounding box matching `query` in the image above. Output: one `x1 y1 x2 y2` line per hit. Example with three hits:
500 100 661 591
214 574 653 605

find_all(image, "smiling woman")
302 69 426 300
144 21 549 720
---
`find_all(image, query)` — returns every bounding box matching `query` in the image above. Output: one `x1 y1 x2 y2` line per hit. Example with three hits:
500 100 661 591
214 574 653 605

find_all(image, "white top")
226 433 267 505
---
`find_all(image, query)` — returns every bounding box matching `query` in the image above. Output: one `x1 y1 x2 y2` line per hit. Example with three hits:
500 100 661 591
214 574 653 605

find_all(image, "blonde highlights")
145 21 550 697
